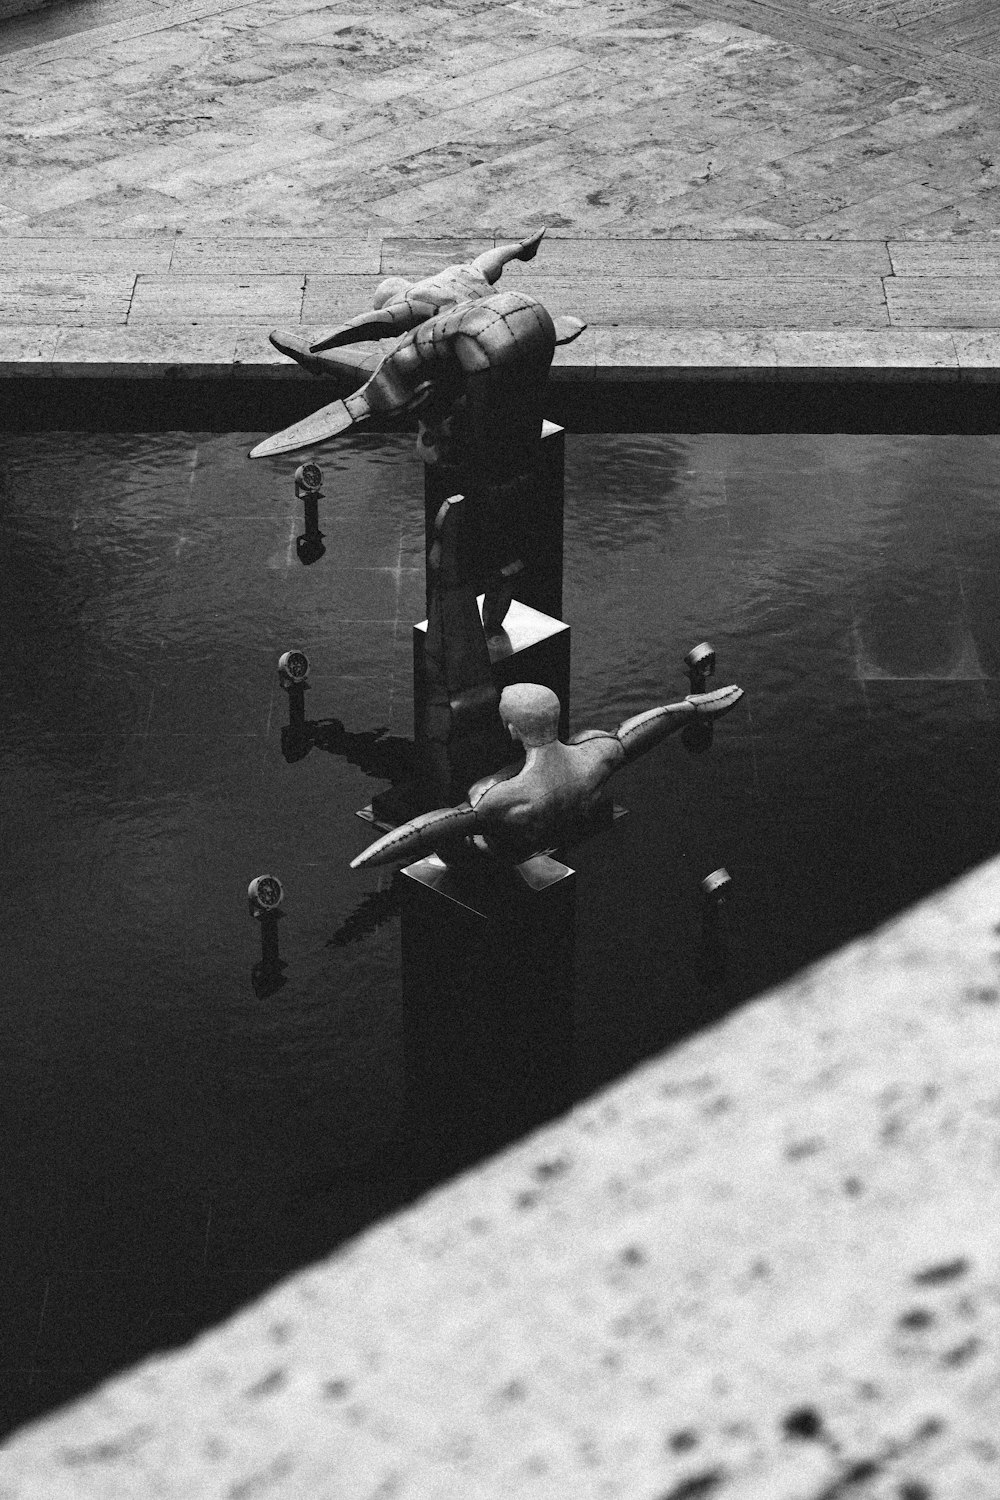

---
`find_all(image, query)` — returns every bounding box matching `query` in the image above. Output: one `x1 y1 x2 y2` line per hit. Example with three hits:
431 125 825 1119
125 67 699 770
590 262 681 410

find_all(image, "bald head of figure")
499 683 561 748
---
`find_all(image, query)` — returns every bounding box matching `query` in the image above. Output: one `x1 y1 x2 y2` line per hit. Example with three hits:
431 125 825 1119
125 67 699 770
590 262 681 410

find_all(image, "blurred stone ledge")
3 848 1000 1497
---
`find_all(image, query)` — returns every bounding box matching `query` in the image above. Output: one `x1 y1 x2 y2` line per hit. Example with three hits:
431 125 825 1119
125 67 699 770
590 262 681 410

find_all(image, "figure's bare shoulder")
467 758 524 808
568 728 615 745
566 730 625 777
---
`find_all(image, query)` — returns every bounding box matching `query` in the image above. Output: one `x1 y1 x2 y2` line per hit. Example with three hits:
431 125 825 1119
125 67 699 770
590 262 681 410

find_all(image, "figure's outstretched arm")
615 685 743 762
310 301 429 353
350 803 480 870
471 227 546 285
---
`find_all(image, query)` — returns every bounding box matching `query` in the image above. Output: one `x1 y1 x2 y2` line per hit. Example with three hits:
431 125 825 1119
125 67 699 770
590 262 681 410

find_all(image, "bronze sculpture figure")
309 227 549 351
350 680 744 870
247 229 583 460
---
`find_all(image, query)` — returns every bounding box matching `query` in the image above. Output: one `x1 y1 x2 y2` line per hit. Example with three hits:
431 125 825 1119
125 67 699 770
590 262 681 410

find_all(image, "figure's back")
471 735 622 856
404 263 490 311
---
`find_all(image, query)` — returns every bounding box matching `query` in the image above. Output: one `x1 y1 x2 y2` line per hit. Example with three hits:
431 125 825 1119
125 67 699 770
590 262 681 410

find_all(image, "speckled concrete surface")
3 851 1000 1497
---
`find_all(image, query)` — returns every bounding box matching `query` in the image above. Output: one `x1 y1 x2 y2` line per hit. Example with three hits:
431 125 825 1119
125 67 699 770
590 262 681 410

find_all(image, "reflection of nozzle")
248 877 287 996
698 869 730 990
279 653 309 730
294 467 325 563
684 641 716 695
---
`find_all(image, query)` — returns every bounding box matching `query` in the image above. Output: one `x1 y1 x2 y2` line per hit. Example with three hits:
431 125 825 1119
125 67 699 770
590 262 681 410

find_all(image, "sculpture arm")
350 803 480 870
615 685 743 762
310 302 431 352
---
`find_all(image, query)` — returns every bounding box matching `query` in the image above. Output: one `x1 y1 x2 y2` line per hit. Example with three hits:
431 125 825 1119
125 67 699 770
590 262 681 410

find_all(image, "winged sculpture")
351 680 744 870
248 228 585 460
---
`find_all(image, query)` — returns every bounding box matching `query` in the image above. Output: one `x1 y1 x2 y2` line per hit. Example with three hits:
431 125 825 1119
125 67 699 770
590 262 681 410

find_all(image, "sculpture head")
372 276 413 309
499 683 561 749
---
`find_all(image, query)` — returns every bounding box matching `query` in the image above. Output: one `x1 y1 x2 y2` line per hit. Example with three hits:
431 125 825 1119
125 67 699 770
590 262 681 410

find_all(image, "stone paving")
3 0 1000 380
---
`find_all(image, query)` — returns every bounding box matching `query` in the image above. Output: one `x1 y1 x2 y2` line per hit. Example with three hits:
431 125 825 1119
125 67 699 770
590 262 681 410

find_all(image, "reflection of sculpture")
419 493 513 805
351 680 744 870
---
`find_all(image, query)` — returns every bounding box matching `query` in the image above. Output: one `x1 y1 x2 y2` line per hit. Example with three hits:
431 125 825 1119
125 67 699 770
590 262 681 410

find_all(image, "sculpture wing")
248 398 359 460
615 685 743 761
310 302 426 352
553 315 587 346
350 803 480 870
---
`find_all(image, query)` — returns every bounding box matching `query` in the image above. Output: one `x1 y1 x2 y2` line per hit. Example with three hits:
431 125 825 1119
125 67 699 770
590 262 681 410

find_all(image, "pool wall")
3 844 1000 1495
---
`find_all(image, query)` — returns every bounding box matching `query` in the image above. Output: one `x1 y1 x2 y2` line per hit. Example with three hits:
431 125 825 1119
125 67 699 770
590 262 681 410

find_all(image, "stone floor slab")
592 326 779 378
168 237 379 274
50 323 239 374
951 331 1000 379
0 237 173 273
0 274 132 325
298 274 396 325
0 327 59 373
889 242 1000 275
128 274 304 321
770 329 960 379
886 276 1000 327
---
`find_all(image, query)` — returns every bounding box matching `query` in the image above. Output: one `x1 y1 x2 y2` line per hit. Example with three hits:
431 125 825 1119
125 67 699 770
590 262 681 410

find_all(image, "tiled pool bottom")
4 429 1000 1436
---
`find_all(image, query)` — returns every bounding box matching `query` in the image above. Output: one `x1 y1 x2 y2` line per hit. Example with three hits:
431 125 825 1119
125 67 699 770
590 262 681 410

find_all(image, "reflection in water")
4 430 1000 1436
250 910 287 998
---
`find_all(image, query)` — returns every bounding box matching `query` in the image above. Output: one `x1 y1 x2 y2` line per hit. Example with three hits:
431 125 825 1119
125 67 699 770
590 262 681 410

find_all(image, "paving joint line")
124 274 140 326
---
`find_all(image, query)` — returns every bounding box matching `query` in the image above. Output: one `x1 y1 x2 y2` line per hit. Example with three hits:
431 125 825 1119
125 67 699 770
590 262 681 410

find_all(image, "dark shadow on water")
281 717 415 944
281 717 416 784
327 887 401 947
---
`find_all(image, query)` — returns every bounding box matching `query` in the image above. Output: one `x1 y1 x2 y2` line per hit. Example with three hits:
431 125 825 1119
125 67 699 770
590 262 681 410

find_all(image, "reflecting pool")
2 429 1000 1435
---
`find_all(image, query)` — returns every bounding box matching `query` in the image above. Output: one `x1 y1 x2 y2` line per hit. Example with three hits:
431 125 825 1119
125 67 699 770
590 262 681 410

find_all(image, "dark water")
3 429 1000 1436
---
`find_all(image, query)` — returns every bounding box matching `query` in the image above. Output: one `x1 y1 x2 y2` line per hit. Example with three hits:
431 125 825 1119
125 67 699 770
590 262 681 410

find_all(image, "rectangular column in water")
423 421 565 621
399 852 577 1168
412 596 570 744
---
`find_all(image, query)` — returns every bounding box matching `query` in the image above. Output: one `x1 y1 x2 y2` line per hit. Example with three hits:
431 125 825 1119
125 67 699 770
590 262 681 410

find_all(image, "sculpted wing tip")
552 315 587 346
351 804 480 869
686 684 744 716
248 399 357 460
